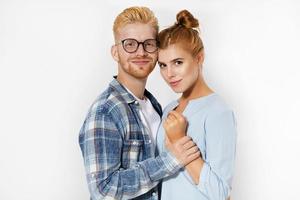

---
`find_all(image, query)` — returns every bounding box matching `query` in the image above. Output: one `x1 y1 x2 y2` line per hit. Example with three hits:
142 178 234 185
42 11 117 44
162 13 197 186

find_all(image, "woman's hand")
163 111 187 143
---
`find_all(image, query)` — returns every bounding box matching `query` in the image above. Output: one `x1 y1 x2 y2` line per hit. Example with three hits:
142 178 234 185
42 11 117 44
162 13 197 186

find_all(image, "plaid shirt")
79 78 182 200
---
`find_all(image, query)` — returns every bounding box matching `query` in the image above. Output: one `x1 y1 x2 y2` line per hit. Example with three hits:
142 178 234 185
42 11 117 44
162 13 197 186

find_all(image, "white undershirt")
125 88 161 145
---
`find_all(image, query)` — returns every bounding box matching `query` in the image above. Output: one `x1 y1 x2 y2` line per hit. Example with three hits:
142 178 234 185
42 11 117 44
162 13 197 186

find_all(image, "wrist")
166 133 185 143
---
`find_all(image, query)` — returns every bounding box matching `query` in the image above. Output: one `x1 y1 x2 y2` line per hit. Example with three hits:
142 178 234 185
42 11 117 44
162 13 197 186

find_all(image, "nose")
135 43 147 56
167 66 175 78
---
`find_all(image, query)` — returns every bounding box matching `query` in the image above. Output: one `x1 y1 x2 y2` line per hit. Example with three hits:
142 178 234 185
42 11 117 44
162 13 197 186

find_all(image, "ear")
196 50 205 66
111 45 119 62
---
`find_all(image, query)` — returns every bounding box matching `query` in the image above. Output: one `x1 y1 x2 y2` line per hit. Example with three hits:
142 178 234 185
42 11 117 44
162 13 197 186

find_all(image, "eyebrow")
158 58 184 65
171 58 184 62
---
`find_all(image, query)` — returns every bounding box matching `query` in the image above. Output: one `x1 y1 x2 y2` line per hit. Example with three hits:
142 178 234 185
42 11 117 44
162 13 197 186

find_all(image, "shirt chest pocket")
122 139 144 168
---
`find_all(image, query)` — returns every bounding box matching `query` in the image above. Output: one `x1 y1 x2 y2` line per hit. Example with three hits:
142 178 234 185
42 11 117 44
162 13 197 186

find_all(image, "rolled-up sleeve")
79 105 182 200
196 110 237 200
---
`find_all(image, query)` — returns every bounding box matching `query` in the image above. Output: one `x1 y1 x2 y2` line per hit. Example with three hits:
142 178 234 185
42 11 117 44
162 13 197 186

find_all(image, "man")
79 6 200 200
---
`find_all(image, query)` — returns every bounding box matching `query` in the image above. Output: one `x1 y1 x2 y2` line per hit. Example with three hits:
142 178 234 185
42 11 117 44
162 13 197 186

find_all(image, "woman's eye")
175 60 183 65
158 63 166 68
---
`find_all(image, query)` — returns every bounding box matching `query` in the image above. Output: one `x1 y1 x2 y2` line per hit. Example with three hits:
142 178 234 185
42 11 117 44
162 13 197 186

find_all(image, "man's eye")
126 42 135 46
145 42 154 47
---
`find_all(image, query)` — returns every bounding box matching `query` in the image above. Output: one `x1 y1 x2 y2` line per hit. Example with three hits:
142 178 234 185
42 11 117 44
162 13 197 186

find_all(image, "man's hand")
163 111 187 143
165 136 201 166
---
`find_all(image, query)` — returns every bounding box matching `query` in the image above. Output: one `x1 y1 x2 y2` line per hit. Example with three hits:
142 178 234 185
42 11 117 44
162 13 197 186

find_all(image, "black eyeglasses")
117 38 158 53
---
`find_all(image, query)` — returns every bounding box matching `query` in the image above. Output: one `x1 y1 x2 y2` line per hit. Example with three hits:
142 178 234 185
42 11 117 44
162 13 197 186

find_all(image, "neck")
117 74 147 99
181 76 213 103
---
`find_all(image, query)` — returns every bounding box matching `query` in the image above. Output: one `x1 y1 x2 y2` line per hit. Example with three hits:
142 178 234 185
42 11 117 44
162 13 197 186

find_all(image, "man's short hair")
113 6 158 40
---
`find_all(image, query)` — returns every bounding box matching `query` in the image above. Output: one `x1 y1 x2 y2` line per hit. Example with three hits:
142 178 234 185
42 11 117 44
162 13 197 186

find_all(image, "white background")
1 0 300 199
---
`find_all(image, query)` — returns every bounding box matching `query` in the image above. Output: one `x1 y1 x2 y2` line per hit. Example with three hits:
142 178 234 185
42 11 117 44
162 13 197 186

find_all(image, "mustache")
130 56 153 61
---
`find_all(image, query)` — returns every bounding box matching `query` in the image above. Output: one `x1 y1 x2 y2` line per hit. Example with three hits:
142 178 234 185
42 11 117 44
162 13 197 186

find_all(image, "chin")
135 74 150 79
171 88 184 93
133 64 154 73
129 68 153 79
133 71 152 79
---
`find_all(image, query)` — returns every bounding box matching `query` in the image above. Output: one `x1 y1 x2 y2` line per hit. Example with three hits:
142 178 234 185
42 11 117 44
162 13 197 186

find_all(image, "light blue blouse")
157 93 237 200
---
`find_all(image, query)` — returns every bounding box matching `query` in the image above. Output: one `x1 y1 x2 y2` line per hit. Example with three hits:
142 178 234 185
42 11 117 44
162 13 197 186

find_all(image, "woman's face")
158 44 203 93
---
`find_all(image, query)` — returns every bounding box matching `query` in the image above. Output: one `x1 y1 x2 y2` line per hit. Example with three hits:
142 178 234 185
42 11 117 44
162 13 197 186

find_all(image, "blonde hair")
158 10 203 56
113 6 158 39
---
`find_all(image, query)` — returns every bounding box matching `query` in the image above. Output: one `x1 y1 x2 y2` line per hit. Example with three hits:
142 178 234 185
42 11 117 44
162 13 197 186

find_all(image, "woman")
156 10 237 200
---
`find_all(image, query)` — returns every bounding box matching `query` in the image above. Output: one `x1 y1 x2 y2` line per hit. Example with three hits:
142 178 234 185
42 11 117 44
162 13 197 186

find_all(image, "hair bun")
176 10 199 29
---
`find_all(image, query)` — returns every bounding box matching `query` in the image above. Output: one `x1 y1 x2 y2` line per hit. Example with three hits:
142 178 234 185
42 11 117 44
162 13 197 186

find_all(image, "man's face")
112 23 158 80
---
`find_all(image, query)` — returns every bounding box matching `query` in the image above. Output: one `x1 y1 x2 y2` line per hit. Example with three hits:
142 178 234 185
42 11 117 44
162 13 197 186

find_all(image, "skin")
158 44 214 184
111 23 157 99
110 23 200 167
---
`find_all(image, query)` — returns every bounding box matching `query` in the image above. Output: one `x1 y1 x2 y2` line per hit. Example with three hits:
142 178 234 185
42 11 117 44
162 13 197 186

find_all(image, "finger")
163 121 167 129
181 150 201 166
167 113 176 121
165 136 171 144
177 136 192 145
169 110 185 122
183 140 196 150
164 136 171 147
186 151 201 163
185 146 199 156
164 117 171 125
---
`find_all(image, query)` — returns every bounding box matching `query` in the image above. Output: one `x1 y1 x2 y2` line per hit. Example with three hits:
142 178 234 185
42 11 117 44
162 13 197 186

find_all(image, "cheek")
160 69 168 81
181 64 198 82
118 52 133 65
190 66 200 82
177 64 189 77
187 63 199 75
151 53 158 61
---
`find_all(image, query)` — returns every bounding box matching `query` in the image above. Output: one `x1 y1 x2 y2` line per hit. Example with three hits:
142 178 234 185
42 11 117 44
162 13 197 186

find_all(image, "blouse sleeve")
185 110 237 200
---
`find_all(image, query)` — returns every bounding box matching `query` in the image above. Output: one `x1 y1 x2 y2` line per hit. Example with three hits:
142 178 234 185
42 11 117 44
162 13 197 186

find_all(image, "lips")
131 60 151 65
169 79 182 87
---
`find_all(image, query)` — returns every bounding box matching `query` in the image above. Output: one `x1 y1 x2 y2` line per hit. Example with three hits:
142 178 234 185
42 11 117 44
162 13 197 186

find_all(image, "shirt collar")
109 76 136 104
109 76 162 116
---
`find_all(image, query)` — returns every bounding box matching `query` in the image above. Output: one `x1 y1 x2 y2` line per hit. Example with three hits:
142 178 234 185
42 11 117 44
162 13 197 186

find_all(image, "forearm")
184 157 204 184
84 148 181 199
166 130 203 184
79 102 182 199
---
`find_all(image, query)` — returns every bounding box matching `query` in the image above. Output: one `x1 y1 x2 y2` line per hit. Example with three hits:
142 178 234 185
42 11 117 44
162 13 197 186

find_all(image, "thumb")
165 136 171 146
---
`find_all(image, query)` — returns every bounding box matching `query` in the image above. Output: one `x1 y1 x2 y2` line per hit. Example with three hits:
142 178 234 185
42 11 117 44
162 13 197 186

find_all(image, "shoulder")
204 94 236 125
86 86 131 121
79 85 132 138
205 94 234 115
201 95 237 141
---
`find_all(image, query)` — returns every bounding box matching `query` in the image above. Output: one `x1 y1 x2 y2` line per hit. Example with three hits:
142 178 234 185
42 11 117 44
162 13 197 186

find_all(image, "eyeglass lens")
122 39 157 53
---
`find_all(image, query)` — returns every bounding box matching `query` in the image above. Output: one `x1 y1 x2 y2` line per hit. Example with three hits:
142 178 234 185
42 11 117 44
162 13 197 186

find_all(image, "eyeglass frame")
116 38 159 53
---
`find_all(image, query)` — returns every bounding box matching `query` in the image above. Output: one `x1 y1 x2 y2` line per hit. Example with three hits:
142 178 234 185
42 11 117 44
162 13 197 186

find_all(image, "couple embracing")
79 6 236 200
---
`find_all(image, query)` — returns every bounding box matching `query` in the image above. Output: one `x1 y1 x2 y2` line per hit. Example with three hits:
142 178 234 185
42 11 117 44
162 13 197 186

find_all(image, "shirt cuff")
160 149 182 174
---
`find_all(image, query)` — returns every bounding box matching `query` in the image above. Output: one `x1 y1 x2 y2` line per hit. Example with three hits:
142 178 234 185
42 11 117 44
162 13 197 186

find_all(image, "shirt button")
152 192 156 196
